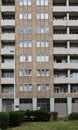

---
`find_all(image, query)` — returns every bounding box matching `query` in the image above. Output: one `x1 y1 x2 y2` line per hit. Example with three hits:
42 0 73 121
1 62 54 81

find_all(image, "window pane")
41 0 44 5
28 55 32 62
45 0 48 5
29 84 32 91
19 41 24 47
19 26 24 33
24 41 27 47
45 13 48 19
24 0 27 5
19 13 23 19
41 13 44 19
41 56 44 62
28 0 32 5
36 13 40 19
24 85 28 91
36 0 40 5
20 85 24 91
19 0 23 5
28 41 32 47
45 55 49 62
28 13 31 19
45 41 49 47
41 41 44 47
37 41 40 47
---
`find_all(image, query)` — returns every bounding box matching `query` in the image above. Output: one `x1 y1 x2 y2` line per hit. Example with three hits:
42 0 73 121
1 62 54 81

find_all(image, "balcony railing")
1 6 15 12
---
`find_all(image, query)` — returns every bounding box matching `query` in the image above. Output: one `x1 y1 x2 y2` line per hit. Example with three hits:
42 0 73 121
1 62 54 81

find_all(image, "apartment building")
0 0 78 117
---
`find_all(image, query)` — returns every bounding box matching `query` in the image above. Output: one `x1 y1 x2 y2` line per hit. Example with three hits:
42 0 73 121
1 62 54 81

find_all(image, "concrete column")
68 70 70 78
67 97 72 115
32 98 37 110
50 98 54 112
66 0 69 6
68 84 71 93
14 98 19 111
67 13 69 21
0 98 2 111
67 55 70 63
67 41 70 49
67 27 69 34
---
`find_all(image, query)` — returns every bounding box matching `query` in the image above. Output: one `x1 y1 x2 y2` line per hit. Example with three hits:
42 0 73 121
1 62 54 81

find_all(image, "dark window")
55 98 67 103
20 98 32 103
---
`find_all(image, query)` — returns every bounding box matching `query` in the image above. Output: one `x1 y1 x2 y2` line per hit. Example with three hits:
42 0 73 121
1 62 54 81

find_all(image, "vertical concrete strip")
0 98 2 111
67 97 72 115
50 98 54 112
32 98 37 110
14 98 19 111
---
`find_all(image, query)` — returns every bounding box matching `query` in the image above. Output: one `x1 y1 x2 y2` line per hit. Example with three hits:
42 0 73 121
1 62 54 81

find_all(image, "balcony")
71 85 78 93
69 1 78 6
53 0 66 6
1 33 15 40
1 48 15 55
2 12 15 19
1 6 15 12
2 85 14 94
53 19 78 26
68 20 78 26
54 85 68 93
54 63 78 69
53 6 78 12
53 19 67 26
53 34 78 40
54 48 78 55
54 77 78 84
1 63 15 69
1 78 15 84
2 0 15 6
1 20 15 26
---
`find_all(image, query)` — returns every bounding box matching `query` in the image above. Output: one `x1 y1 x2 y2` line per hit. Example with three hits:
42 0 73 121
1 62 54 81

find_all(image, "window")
19 0 23 5
37 84 50 91
37 40 49 47
45 0 48 5
36 0 48 5
2 71 14 78
54 71 67 78
36 13 48 19
71 86 78 93
71 72 78 78
2 43 15 50
36 26 49 33
72 98 78 103
19 40 32 48
20 55 32 62
8 87 14 93
19 12 32 19
2 86 14 94
20 99 32 103
19 26 24 33
19 26 32 33
25 27 32 33
28 0 32 5
37 69 49 76
19 0 32 6
19 84 32 91
20 69 32 76
37 55 49 62
55 98 67 103
3 59 14 64
19 13 23 19
54 84 68 93
54 43 67 48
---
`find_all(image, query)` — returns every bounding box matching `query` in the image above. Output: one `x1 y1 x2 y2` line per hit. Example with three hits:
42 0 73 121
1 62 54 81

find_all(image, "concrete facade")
0 0 78 117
